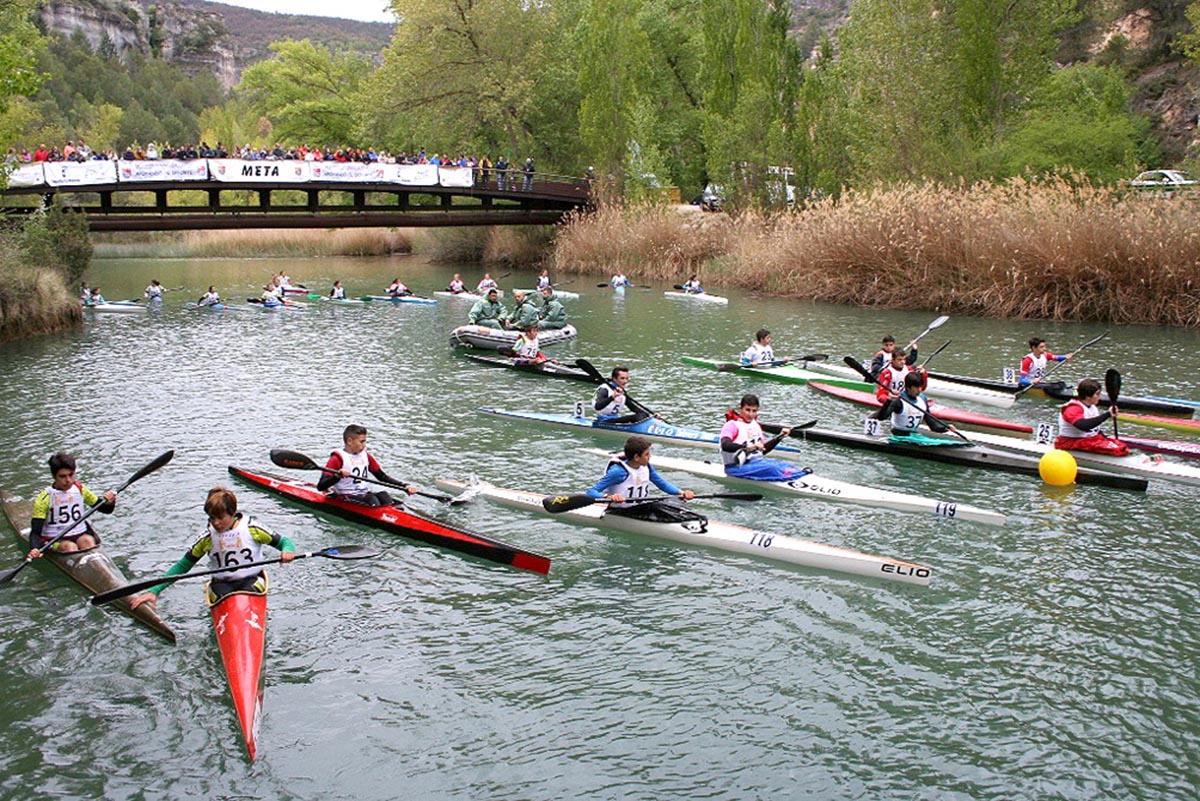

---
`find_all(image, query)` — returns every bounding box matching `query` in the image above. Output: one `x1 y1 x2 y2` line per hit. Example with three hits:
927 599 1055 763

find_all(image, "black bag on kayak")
608 496 707 530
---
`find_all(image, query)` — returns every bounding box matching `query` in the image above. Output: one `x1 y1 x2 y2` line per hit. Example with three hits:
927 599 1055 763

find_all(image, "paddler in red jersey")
27 452 116 558
1055 378 1129 455
1019 337 1072 387
317 424 417 507
875 348 927 405
130 487 295 610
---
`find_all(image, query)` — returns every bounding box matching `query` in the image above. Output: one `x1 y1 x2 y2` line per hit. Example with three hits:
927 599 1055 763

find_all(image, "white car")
1129 169 1199 189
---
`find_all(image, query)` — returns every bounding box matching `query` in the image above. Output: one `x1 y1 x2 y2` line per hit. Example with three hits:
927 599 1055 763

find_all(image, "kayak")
434 290 488 302
450 324 578 351
577 447 1006 526
0 491 176 642
246 298 304 311
1144 394 1200 408
321 297 366 305
801 361 1017 409
927 371 1195 417
475 408 1147 491
515 288 580 300
281 286 310 296
362 294 438 305
185 302 249 312
961 430 1200 487
228 467 550 574
1122 436 1200 460
211 588 267 761
807 382 1033 435
434 479 932 586
664 290 728 305
83 302 146 314
460 353 593 382
682 357 873 390
1119 412 1200 435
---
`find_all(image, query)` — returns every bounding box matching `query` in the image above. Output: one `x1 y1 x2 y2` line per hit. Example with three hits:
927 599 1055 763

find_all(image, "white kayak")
83 301 146 314
965 430 1200 486
515 288 580 300
577 448 1006 526
449 324 578 350
664 290 729 305
800 359 1016 409
435 479 931 586
434 290 487 302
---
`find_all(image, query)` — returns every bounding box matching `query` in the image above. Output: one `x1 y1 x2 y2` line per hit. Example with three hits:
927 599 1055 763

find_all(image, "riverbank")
0 207 89 343
551 176 1200 327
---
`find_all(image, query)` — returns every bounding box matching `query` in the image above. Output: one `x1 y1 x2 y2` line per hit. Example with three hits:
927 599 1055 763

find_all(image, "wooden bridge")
0 161 593 231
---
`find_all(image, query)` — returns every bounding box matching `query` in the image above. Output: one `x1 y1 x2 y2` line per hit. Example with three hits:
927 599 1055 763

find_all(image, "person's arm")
315 452 344 492
869 353 885 378
367 454 415 493
587 463 628 499
79 484 116 515
922 405 950 434
251 522 295 562
647 465 692 498
1062 404 1111 432
874 370 892 404
594 385 614 412
1019 355 1034 385
719 420 743 452
905 348 918 367
871 399 900 421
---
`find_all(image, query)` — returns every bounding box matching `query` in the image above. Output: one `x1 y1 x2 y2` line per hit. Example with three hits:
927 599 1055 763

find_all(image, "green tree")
237 39 368 146
0 0 45 136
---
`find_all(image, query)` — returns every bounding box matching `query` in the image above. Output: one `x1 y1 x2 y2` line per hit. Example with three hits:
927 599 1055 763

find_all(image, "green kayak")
680 357 875 391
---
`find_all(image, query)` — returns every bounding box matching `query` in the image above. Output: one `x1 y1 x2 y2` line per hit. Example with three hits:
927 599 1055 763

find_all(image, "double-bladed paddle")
268 449 462 504
906 315 950 350
542 491 763 514
843 356 972 443
1105 368 1122 440
0 450 175 586
573 358 665 421
89 544 381 606
918 340 951 369
715 354 827 372
1014 330 1109 398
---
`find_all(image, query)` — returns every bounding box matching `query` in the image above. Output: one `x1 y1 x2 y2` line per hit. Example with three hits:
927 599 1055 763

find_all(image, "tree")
0 0 44 121
237 39 368 146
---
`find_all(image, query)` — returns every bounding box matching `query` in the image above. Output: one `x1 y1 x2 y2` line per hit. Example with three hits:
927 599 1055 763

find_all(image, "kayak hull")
964 430 1200 486
681 357 871 390
808 381 1032 435
83 302 146 314
515 288 580 299
664 291 728 304
0 492 176 642
211 590 267 761
435 480 932 586
802 362 1017 409
1120 412 1200 434
461 353 592 381
363 295 438 305
929 371 1194 417
228 467 550 574
450 324 577 351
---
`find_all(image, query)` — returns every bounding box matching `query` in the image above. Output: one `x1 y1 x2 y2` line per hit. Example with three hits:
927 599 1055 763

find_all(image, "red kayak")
808 382 1034 435
228 467 550 575
211 588 267 761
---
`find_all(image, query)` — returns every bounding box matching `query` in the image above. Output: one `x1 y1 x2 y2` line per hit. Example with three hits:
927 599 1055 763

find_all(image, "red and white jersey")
1058 399 1102 440
719 418 765 466
327 448 378 496
1021 352 1057 381
875 364 924 403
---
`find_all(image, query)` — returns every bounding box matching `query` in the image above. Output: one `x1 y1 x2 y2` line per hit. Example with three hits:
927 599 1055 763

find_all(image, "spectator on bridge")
33 144 49 162
522 158 535 191
478 155 492 187
76 140 91 161
495 155 509 190
62 141 76 160
146 142 159 159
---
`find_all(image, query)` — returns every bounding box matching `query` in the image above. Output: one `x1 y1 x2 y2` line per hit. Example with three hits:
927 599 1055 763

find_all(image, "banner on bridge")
209 160 312 183
396 164 438 186
438 166 474 188
43 160 118 187
118 159 210 183
7 164 46 187
309 162 391 183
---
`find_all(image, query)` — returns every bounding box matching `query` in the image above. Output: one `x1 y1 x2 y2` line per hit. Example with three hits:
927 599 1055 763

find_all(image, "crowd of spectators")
6 140 547 189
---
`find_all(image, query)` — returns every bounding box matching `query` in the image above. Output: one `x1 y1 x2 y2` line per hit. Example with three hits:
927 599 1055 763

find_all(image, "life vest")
595 384 627 417
740 342 775 365
207 513 264 581
1058 399 1102 440
39 483 88 544
1023 352 1050 381
513 333 540 359
890 392 930 434
604 457 651 508
330 448 371 496
881 363 911 395
721 418 766 466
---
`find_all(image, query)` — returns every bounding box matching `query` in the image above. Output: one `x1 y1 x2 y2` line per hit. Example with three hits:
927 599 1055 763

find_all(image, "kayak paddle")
0 450 175 586
843 356 972 443
90 545 381 606
1106 368 1122 440
1014 330 1109 398
542 492 763 514
268 449 461 504
906 315 949 350
918 340 951 369
573 358 665 422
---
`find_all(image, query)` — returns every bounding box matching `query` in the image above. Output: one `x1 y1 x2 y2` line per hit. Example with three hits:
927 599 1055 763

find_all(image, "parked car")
1128 169 1199 189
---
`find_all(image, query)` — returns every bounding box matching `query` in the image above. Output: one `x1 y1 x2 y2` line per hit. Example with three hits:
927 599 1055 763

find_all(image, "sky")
215 0 396 23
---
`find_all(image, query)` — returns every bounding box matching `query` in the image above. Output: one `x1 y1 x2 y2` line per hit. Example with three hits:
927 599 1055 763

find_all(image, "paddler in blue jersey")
719 394 806 480
27 452 116 558
130 487 294 611
316 424 418 507
870 372 957 438
468 288 507 328
587 436 700 524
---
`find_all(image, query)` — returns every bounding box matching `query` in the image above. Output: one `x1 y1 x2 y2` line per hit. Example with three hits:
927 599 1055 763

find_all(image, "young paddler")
447 274 466 294
475 273 499 294
536 269 553 291
719 395 805 480
868 335 919 378
130 487 294 611
740 329 787 367
329 280 346 299
1055 378 1129 455
386 278 412 297
144 280 164 302
874 348 928 405
27 452 116 559
199 286 221 307
871 372 956 437
593 366 652 424
538 286 568 329
510 323 548 364
586 436 699 523
1019 337 1073 387
468 288 507 328
316 424 417 507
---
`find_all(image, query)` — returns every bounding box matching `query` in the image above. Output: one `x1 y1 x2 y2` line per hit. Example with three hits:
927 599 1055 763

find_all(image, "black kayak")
927 371 1194 417
461 353 593 382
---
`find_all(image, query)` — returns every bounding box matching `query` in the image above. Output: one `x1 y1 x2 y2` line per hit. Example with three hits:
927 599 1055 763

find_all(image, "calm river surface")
0 254 1197 800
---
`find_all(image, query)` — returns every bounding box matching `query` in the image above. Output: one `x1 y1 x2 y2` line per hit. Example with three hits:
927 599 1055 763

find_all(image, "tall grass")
0 237 81 343
552 178 1200 326
415 226 554 266
92 228 415 259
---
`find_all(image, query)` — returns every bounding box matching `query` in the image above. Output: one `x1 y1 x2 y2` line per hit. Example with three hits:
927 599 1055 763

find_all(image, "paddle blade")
929 314 950 330
573 358 605 384
118 450 175 491
0 560 31 585
716 363 745 372
270 449 320 471
842 356 874 381
542 493 600 513
1105 368 1122 402
796 354 828 363
318 545 380 560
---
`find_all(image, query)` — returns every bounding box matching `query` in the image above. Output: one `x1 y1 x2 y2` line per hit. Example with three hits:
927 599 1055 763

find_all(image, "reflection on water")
0 254 1197 799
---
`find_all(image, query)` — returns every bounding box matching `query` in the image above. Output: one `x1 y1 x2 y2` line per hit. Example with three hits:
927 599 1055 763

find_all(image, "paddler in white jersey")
874 348 927 405
448 274 466 294
719 394 806 480
144 279 164 302
585 436 699 523
870 372 956 438
475 273 499 294
130 487 295 610
593 366 651 424
1019 337 1072 387
868 334 919 378
510 323 548 364
740 328 788 367
1055 378 1129 455
315 424 417 507
27 452 116 558
199 285 221 307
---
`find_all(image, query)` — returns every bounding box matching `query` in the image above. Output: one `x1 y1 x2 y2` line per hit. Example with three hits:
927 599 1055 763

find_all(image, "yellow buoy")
1039 448 1078 486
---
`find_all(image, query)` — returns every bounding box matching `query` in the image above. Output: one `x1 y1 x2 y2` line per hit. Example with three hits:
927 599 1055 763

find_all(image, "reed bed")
93 228 415 259
0 249 81 343
552 179 1200 327
415 226 553 266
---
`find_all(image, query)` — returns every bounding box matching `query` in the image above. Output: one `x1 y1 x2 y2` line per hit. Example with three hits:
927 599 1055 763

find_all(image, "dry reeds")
552 177 1200 326
0 238 82 343
93 228 415 259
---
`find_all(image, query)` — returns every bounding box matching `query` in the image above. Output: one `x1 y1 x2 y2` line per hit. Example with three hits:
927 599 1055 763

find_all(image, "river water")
0 255 1197 800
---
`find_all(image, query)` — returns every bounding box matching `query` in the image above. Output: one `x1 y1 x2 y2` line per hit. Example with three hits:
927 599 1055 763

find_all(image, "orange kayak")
211 588 268 761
